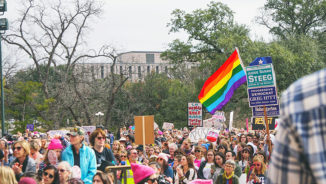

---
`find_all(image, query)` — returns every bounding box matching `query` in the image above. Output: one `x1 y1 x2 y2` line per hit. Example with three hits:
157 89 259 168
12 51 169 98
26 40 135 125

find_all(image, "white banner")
162 122 174 130
47 130 69 138
203 117 223 128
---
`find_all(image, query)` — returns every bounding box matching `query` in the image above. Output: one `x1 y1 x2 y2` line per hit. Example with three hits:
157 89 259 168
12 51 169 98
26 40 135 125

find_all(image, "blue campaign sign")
248 86 278 107
252 104 280 117
249 57 273 66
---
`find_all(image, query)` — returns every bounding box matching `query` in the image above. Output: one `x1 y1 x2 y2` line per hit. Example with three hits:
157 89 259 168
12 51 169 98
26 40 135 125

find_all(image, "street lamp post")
95 112 104 126
0 0 8 137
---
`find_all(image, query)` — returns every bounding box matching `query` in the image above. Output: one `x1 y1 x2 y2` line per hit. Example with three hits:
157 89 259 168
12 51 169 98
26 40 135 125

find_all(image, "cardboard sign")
188 103 203 127
134 115 154 145
252 117 276 130
162 122 174 130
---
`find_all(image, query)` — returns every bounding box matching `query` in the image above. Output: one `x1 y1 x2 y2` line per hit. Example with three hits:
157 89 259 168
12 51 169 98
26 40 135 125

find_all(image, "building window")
138 66 141 78
129 66 132 78
146 54 155 64
101 66 104 79
156 66 159 73
147 66 150 74
120 66 123 74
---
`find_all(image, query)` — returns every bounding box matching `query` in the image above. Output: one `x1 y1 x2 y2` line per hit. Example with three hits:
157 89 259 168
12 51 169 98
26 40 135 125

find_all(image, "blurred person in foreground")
92 171 111 184
267 69 326 184
0 166 17 184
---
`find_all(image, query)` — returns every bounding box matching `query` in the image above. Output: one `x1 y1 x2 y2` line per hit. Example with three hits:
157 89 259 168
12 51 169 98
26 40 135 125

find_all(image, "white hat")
119 137 126 142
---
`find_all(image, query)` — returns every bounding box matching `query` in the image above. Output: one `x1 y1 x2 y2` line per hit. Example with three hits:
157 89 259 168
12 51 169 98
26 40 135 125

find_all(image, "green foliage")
259 0 326 38
5 81 54 132
162 1 251 69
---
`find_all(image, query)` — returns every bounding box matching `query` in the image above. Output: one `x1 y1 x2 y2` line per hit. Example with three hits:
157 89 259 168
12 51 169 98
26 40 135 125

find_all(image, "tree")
162 1 251 68
6 81 54 132
256 0 326 39
3 0 119 126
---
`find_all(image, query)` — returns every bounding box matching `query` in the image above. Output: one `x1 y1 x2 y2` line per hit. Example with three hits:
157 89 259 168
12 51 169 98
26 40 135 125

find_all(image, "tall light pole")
0 0 8 137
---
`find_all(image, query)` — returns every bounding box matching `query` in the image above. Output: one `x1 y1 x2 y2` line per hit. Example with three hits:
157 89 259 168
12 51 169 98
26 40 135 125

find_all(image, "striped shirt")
266 69 326 184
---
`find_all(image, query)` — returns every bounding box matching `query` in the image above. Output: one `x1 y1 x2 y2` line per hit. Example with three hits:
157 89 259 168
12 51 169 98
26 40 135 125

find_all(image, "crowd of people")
0 124 276 184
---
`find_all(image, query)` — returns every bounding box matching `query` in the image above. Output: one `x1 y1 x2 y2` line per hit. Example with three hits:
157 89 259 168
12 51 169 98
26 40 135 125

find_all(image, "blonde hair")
252 156 267 174
14 140 30 156
29 140 41 151
0 166 17 184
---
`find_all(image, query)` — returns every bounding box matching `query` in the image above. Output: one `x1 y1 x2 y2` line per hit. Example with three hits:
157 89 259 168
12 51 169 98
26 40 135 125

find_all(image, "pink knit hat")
131 163 155 184
189 179 213 184
48 138 63 150
18 177 37 184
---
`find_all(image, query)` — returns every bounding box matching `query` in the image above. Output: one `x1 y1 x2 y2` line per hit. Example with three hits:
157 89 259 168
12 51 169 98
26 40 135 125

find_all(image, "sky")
6 0 271 58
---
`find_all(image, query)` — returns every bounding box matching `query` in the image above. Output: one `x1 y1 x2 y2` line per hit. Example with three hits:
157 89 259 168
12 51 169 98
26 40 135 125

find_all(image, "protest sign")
203 117 223 129
81 126 96 144
134 115 154 145
248 87 278 107
246 64 275 88
206 131 219 142
252 117 276 130
154 122 159 130
188 102 203 127
26 124 34 131
47 130 69 138
252 105 280 117
162 122 174 130
213 111 226 122
189 127 217 143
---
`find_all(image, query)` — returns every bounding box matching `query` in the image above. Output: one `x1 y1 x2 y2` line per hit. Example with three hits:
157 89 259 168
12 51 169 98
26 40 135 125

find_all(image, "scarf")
222 171 234 184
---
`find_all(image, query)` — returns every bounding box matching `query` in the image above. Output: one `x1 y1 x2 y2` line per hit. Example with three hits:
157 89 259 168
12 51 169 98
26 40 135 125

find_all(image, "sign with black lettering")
252 117 276 130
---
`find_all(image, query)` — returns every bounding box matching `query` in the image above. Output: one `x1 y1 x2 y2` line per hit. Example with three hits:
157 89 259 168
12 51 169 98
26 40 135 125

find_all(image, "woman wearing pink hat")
39 139 63 171
131 163 158 184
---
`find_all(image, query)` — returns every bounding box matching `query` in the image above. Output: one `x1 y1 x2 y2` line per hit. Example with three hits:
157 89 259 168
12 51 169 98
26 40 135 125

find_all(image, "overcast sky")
7 0 270 54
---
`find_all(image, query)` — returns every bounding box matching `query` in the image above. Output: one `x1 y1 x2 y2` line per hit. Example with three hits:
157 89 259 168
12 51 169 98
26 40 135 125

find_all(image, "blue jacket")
61 144 97 184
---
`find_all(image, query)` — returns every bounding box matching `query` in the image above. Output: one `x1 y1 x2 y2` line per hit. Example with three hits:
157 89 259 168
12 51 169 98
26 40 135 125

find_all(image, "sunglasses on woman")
43 171 54 179
13 146 22 151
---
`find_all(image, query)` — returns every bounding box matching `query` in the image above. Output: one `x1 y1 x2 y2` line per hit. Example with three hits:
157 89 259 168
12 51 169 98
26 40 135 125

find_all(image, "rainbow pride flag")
198 49 247 114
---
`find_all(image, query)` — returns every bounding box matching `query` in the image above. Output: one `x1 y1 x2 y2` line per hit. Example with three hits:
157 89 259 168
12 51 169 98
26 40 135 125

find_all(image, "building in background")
74 51 198 82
